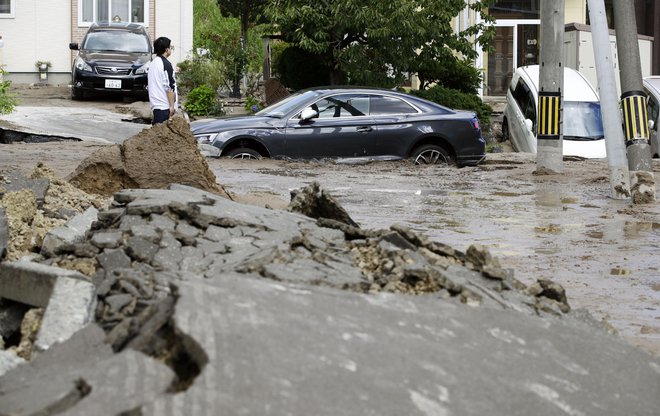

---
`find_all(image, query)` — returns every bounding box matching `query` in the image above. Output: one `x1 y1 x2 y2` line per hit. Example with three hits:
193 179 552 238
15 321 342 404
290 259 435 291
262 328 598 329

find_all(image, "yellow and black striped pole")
537 91 561 140
621 90 649 144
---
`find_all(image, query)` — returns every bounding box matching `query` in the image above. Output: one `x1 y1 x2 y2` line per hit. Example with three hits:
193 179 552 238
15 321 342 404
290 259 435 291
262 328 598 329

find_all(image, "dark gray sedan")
191 87 486 166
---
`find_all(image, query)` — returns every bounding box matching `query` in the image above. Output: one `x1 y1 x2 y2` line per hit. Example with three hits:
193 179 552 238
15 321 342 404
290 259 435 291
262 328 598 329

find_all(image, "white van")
643 76 660 158
503 65 606 158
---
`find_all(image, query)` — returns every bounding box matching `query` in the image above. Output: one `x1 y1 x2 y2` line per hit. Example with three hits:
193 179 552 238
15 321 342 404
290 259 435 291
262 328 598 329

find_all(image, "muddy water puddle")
211 156 660 356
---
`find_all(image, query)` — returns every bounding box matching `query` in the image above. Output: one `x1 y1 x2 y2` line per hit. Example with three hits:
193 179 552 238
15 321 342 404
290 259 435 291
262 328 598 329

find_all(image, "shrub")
411 85 492 125
184 85 225 117
417 57 483 94
177 57 226 96
244 95 264 114
0 66 18 114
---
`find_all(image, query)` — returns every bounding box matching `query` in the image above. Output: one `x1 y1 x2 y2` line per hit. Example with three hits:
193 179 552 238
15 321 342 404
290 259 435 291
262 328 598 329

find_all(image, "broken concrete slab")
40 206 99 256
139 274 660 415
35 274 96 352
0 262 89 308
0 350 25 377
0 324 174 416
288 181 360 227
0 261 96 352
69 185 580 318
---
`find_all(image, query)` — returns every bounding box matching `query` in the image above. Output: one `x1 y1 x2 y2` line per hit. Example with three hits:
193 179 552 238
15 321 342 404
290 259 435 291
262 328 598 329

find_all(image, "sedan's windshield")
256 90 322 118
563 101 604 140
83 31 150 53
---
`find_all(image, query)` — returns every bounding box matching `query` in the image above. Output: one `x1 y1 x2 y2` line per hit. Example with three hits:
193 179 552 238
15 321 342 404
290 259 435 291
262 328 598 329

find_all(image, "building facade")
0 0 192 84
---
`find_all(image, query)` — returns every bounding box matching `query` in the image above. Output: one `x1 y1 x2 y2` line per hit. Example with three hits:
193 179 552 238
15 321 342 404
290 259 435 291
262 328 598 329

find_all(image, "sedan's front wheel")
225 147 262 160
412 145 453 165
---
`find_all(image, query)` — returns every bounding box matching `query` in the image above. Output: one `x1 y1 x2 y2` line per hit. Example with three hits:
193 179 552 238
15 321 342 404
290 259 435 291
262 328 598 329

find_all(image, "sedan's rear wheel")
225 147 261 160
412 145 453 166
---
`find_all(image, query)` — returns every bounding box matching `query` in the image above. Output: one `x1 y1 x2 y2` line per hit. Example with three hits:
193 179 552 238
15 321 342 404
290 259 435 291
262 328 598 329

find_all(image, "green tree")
217 0 268 96
193 0 263 97
217 0 267 46
264 0 495 89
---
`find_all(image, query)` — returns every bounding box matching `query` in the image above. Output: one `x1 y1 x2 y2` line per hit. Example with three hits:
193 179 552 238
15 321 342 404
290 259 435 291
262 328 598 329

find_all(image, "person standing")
148 37 178 124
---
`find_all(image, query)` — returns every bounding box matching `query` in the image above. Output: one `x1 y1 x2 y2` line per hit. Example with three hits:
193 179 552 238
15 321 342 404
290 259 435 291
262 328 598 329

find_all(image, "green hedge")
411 85 492 125
0 66 18 114
184 85 224 117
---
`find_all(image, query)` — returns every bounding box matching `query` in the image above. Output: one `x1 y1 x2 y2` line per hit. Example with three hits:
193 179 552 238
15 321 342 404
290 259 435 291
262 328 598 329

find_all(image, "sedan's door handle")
357 126 373 133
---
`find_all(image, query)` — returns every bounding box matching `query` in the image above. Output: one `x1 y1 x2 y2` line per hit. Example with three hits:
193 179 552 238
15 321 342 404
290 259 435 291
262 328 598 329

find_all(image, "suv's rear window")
83 30 150 53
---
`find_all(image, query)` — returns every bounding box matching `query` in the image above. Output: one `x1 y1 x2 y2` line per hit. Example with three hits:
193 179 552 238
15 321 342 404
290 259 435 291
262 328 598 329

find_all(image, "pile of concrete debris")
0 119 658 415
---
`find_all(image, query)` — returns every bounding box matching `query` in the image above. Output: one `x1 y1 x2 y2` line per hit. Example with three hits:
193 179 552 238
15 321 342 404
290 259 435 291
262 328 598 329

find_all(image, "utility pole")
536 0 564 173
613 0 656 203
587 0 631 199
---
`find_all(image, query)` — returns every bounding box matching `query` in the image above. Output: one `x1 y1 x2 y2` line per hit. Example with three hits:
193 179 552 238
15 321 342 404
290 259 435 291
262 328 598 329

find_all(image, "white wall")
0 0 193 83
0 0 71 77
154 0 193 67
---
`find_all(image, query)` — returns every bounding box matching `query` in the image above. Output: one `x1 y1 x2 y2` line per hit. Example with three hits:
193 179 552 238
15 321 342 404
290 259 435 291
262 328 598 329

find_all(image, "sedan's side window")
370 96 417 115
312 94 369 118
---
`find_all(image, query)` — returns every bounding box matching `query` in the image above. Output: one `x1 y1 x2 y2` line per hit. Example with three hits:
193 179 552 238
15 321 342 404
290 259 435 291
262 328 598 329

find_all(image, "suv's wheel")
411 144 453 165
71 87 84 100
226 147 261 160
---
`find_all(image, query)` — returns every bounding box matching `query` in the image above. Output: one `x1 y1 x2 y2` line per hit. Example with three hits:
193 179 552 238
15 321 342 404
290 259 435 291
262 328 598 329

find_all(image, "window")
0 0 14 17
563 102 604 139
82 30 150 53
312 95 370 118
512 80 536 127
490 1 540 19
80 0 147 26
370 96 417 116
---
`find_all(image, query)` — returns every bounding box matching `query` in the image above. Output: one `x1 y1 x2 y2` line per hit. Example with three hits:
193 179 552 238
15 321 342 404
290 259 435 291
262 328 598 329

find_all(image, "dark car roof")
88 21 147 33
288 86 455 114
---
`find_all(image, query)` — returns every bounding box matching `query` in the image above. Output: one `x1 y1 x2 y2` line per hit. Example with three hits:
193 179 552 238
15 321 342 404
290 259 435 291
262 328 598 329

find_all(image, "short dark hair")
154 37 171 55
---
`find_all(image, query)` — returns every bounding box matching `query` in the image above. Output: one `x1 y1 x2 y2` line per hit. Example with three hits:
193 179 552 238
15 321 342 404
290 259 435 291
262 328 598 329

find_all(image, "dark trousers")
152 109 170 124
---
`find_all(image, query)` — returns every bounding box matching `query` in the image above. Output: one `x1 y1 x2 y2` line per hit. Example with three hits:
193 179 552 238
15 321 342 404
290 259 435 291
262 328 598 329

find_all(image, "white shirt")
147 55 178 111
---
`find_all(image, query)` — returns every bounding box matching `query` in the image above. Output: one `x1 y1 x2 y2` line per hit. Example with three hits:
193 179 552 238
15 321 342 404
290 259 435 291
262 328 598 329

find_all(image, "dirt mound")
67 117 230 198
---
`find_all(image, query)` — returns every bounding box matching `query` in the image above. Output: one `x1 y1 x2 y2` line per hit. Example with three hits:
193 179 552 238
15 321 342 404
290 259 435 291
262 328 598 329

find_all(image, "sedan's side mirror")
69 43 79 50
300 107 318 121
524 118 533 132
648 119 655 131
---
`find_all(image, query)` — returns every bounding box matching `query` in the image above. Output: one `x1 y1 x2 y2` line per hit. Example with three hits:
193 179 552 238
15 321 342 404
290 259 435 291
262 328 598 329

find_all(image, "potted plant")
35 61 52 81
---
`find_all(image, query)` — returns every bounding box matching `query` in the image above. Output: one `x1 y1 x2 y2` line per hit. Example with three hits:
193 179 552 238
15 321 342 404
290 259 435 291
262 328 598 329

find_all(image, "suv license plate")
105 79 121 89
